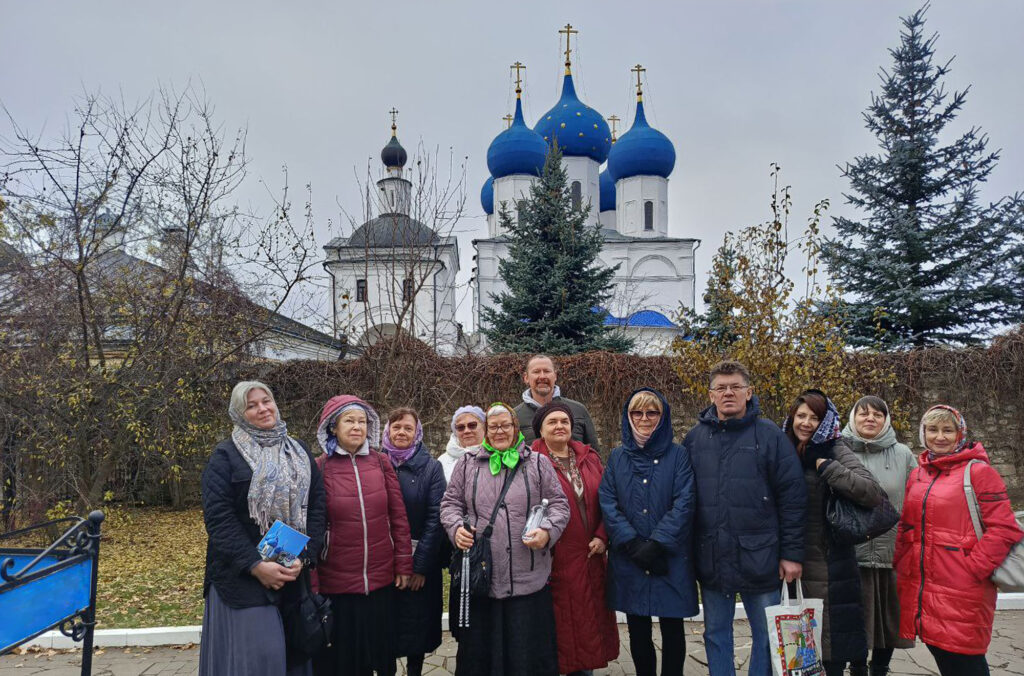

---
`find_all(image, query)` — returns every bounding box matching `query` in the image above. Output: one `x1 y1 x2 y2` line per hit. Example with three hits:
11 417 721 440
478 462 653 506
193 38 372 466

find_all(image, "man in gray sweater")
514 354 601 453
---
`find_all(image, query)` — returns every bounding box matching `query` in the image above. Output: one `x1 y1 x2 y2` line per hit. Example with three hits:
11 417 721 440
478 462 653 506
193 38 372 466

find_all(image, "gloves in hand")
802 444 832 470
621 537 645 559
633 538 669 576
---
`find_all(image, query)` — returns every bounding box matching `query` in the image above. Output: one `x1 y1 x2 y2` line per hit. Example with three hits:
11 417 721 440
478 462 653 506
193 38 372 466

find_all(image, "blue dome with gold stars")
534 74 611 163
486 98 547 179
607 100 675 181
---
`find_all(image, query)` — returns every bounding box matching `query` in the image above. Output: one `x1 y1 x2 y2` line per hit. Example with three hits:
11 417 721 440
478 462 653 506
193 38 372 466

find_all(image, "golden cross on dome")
631 64 646 100
510 61 525 96
607 114 621 142
559 24 578 73
388 107 399 136
503 113 514 129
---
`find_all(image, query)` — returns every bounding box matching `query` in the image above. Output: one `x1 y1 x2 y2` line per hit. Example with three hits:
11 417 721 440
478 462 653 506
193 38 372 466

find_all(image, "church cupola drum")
378 108 412 215
606 65 674 237
532 24 610 227
485 61 548 236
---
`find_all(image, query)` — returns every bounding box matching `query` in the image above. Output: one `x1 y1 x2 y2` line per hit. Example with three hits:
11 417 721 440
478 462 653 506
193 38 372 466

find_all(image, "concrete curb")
27 593 1024 649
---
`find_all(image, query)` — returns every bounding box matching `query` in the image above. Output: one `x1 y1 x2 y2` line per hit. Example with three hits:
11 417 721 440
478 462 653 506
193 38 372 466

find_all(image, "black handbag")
281 570 333 662
825 490 900 546
450 462 521 597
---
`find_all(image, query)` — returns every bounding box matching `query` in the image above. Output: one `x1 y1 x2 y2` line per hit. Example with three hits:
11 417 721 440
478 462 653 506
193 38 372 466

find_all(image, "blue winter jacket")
683 396 806 594
599 388 699 618
392 443 448 575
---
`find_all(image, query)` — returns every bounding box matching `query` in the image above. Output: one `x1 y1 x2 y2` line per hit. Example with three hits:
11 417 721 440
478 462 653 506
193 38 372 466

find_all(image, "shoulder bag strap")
963 458 985 540
481 462 521 538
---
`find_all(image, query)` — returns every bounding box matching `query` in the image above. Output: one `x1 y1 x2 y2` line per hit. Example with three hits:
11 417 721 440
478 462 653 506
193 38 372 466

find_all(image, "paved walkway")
3 613 1024 675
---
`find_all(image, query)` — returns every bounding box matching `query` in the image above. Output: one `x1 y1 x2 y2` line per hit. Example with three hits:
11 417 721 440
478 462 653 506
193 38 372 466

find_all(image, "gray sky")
3 0 1022 332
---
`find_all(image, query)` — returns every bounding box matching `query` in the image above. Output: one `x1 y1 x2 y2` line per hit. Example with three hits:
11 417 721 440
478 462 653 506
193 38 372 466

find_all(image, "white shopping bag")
765 580 824 676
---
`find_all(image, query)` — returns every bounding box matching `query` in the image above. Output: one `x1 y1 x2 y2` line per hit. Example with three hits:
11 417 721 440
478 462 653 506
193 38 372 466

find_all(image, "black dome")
381 135 407 168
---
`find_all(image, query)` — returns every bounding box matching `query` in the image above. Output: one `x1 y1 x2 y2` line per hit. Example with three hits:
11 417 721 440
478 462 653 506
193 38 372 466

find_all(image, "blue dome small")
599 169 615 212
481 176 494 215
534 74 611 163
381 134 407 169
607 101 675 181
486 98 547 179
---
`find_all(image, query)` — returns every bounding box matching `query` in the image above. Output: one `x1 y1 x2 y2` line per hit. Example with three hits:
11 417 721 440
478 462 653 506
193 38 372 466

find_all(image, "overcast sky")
3 1 1022 332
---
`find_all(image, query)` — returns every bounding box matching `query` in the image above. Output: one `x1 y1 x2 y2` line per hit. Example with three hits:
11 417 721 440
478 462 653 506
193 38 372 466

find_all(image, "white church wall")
615 175 669 237
563 156 601 227
326 246 460 354
491 175 536 236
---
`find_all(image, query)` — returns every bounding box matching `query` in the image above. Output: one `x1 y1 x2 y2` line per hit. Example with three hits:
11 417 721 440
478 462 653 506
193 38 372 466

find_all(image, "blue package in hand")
257 520 309 567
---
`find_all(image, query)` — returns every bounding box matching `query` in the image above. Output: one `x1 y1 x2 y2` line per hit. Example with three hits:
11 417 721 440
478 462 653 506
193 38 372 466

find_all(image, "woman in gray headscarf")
200 381 326 676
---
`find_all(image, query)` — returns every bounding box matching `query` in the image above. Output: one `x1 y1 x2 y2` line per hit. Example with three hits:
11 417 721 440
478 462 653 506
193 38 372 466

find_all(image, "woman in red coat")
896 405 1023 676
531 402 619 675
312 395 413 676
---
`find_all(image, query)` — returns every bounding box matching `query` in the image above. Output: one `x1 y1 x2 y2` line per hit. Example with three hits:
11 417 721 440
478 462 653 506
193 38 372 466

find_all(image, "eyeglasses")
711 385 749 393
455 421 479 432
629 410 661 421
487 423 514 432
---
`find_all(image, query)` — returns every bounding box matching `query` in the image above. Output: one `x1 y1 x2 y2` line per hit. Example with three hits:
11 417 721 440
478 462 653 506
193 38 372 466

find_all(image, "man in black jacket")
514 354 601 452
683 360 806 676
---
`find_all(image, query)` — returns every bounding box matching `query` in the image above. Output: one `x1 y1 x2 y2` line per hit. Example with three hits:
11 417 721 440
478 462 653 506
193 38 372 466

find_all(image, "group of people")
199 356 1023 676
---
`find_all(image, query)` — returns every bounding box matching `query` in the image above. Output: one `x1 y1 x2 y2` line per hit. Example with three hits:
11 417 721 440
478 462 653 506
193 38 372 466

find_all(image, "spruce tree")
824 5 1024 347
481 146 632 354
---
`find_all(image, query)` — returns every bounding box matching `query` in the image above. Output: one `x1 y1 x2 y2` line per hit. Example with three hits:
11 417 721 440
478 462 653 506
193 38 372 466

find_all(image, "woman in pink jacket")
440 403 570 676
312 395 413 676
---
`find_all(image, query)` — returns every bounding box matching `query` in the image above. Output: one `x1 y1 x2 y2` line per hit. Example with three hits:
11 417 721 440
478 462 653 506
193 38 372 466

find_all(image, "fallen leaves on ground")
96 507 206 629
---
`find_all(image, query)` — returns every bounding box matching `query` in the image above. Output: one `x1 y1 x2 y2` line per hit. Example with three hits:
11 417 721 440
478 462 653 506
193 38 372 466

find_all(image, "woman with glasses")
440 406 486 482
440 403 570 676
599 388 698 676
312 395 413 676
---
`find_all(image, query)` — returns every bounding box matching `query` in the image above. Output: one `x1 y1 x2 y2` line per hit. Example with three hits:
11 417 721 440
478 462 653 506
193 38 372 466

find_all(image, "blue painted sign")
0 554 93 653
0 511 104 675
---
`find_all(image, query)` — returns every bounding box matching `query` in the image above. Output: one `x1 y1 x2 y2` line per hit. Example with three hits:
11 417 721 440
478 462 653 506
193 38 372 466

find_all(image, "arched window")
644 200 654 230
356 279 368 303
402 278 414 303
571 181 582 210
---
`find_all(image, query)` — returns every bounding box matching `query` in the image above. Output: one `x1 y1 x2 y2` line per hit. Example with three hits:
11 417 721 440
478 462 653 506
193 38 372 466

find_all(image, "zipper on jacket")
914 470 940 638
524 464 535 571
350 453 370 595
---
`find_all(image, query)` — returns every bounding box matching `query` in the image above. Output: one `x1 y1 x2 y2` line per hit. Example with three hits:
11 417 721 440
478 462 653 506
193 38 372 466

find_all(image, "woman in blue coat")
383 407 447 676
599 388 698 676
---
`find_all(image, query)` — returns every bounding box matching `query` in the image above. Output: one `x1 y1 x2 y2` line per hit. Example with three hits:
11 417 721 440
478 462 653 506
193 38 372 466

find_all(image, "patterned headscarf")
782 389 842 445
228 381 311 534
920 404 969 461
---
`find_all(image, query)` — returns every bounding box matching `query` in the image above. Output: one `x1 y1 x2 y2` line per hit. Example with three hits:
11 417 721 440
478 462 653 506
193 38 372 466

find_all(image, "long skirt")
199 585 312 676
454 586 559 676
393 568 443 657
314 585 396 675
859 567 914 650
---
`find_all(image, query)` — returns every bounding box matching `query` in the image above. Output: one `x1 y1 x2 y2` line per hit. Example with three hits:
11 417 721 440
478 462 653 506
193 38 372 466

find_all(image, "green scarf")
483 435 523 476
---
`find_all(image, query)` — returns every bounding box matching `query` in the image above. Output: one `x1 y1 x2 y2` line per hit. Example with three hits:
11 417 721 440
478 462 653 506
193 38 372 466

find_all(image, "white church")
325 27 699 356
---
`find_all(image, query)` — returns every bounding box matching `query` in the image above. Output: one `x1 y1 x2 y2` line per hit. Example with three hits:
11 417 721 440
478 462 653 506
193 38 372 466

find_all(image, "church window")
517 200 526 225
571 181 582 210
644 201 654 230
356 279 367 303
402 278 415 303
